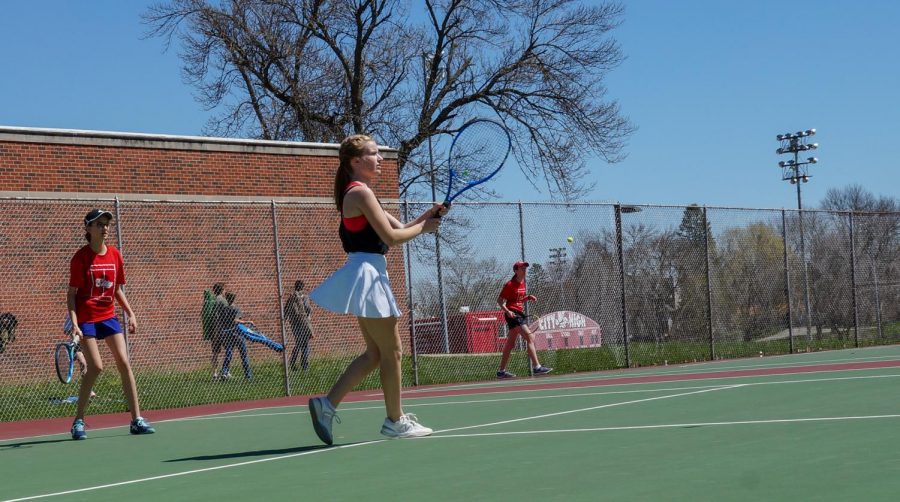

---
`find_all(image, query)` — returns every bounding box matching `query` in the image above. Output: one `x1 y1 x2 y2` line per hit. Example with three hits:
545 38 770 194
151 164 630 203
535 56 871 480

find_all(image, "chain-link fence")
1 198 898 422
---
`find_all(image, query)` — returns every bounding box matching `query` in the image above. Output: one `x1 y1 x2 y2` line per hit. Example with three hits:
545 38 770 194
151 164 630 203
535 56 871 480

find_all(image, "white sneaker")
380 413 433 439
309 397 339 445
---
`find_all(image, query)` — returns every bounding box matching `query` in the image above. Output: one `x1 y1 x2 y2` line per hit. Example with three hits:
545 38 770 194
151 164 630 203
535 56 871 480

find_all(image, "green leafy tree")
717 222 787 341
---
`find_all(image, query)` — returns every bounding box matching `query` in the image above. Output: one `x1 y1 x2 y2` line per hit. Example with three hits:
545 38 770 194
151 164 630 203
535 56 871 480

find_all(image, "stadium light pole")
549 247 567 271
777 129 819 346
615 204 642 368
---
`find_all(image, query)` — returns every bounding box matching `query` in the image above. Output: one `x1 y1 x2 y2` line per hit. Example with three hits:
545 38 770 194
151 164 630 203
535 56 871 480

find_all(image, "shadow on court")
0 438 73 450
1 433 134 450
165 442 348 462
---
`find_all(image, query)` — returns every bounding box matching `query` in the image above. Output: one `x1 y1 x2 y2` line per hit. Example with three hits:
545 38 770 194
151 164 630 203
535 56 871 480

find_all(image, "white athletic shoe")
380 413 433 439
309 397 339 445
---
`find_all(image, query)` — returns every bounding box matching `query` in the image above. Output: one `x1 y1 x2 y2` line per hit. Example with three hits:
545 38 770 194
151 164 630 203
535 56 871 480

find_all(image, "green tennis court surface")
3 346 900 501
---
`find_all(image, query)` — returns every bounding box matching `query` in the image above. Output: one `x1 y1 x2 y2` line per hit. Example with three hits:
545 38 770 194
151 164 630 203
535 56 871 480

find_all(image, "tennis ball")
566 236 574 243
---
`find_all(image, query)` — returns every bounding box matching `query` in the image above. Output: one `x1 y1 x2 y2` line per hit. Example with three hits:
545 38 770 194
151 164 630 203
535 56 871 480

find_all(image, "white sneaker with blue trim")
380 413 433 439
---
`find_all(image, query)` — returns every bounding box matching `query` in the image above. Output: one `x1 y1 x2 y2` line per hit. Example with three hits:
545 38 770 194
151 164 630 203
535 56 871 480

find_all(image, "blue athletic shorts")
79 317 123 340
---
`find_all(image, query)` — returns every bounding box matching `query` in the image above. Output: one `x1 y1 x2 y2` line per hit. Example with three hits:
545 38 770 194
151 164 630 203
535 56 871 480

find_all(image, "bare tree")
143 0 633 200
819 185 899 327
820 183 899 213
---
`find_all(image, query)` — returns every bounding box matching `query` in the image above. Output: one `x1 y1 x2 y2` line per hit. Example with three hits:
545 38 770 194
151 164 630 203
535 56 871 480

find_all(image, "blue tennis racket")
55 341 76 384
442 118 512 207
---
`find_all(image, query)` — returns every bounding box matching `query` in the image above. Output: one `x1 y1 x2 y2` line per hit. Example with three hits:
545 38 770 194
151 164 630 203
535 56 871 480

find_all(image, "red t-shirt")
499 278 527 314
69 245 126 323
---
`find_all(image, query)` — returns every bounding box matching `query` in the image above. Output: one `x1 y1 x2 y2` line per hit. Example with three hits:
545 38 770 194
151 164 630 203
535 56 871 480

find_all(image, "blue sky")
1 1 897 209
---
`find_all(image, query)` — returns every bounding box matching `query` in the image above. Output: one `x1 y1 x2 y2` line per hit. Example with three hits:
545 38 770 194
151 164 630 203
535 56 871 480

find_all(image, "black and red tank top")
339 181 388 255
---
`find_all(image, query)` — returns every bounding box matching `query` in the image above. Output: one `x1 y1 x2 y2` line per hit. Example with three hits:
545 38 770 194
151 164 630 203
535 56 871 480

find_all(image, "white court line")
403 353 900 393
434 384 745 434
401 364 900 400
153 373 900 423
5 371 900 444
1 440 383 502
2 386 741 501
174 384 734 421
429 414 900 439
196 372 900 423
7 373 897 501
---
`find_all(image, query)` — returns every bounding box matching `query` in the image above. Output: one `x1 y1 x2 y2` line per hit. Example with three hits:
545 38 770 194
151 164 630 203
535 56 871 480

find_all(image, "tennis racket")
524 311 542 322
55 342 76 384
441 118 512 207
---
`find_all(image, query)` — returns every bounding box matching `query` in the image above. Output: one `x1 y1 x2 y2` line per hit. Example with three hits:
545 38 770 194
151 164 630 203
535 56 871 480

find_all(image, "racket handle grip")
435 202 451 219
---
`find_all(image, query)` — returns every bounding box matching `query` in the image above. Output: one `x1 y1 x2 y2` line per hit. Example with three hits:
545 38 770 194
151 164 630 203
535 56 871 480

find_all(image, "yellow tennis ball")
566 236 574 243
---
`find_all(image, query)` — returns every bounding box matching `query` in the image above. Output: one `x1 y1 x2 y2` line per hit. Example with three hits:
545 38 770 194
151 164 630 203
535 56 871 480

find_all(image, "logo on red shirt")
89 264 116 304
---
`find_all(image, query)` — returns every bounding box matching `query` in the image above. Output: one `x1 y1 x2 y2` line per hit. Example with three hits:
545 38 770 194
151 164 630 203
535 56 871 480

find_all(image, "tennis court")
3 345 900 501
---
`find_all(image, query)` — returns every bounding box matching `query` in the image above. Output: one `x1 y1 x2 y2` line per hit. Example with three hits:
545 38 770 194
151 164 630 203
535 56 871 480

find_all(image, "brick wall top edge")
0 125 399 159
0 191 405 204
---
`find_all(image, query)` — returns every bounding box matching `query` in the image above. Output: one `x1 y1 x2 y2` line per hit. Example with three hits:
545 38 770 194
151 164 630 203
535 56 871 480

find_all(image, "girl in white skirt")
308 134 448 444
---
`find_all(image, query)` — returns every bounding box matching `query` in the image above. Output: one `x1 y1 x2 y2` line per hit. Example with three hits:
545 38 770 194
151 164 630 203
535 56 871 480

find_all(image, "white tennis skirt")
310 252 402 318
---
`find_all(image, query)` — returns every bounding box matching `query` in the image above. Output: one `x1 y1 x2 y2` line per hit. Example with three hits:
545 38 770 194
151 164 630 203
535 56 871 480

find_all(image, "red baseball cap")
513 261 529 271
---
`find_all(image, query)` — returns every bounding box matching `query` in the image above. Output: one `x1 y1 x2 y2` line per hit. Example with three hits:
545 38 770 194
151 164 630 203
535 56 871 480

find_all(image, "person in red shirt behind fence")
496 261 552 379
67 208 154 440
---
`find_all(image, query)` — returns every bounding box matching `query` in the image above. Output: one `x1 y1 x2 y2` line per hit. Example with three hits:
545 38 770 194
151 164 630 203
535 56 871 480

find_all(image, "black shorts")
505 311 528 330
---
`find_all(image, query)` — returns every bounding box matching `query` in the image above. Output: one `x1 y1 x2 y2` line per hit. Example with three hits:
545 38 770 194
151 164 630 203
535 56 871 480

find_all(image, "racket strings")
449 122 511 184
55 343 75 383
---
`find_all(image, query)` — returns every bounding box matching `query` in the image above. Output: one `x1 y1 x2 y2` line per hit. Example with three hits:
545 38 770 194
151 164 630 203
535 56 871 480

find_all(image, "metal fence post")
614 204 631 368
848 211 860 348
519 201 533 376
781 210 794 354
113 196 132 358
798 208 813 346
435 221 450 354
271 201 291 397
403 201 420 385
518 201 527 262
702 207 714 360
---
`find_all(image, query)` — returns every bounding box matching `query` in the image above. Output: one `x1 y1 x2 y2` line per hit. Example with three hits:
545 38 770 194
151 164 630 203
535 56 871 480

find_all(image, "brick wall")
0 127 408 384
0 127 397 197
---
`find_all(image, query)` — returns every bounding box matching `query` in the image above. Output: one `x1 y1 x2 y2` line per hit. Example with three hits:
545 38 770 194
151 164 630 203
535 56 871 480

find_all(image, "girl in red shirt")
67 209 154 439
496 261 552 378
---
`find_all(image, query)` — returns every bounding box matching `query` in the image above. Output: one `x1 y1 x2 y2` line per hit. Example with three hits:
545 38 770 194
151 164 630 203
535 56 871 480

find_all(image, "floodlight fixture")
775 126 820 209
775 127 819 349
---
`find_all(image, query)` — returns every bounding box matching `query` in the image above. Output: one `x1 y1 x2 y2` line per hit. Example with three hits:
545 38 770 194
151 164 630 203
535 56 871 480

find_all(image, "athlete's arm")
115 288 138 334
66 287 83 341
345 186 440 246
384 204 447 230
